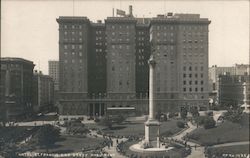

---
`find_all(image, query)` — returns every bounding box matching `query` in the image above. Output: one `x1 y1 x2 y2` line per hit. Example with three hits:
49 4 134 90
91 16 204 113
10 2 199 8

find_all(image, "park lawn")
87 119 184 138
206 145 250 157
0 126 40 144
34 135 105 153
188 120 249 146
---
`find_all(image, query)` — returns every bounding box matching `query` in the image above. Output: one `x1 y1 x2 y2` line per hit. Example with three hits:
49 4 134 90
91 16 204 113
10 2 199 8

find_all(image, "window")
64 45 68 49
183 74 186 78
183 81 186 85
195 88 198 92
189 74 192 78
195 80 198 85
183 88 186 92
201 87 204 92
189 81 192 85
201 81 204 85
195 74 198 78
189 88 192 92
201 73 203 78
72 45 75 49
189 66 192 71
201 66 204 71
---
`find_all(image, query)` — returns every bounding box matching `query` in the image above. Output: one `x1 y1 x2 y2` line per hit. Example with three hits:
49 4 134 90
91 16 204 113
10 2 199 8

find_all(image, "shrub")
161 130 173 137
176 121 185 128
94 118 100 123
195 116 216 129
168 112 175 118
203 117 216 129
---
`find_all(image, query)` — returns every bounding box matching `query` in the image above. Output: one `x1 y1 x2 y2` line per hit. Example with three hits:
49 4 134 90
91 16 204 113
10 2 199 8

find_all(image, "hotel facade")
57 9 210 118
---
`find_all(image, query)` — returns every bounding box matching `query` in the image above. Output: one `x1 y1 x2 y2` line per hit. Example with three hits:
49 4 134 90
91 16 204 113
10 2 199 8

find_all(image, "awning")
107 107 135 110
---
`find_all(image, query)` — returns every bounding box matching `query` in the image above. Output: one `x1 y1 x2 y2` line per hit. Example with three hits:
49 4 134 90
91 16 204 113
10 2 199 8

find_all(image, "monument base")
130 141 174 156
144 119 161 148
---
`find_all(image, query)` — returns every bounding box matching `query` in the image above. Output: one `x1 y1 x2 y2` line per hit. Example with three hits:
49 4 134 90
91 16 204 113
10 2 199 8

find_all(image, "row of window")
109 25 134 29
183 73 204 78
111 45 131 49
183 87 204 92
64 44 83 50
63 38 82 42
183 66 204 71
183 80 204 85
64 52 82 56
64 24 82 29
64 59 83 63
154 26 174 30
64 31 82 36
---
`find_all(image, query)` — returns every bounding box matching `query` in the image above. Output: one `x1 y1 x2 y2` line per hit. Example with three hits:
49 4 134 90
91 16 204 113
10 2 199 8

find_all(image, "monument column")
149 56 156 120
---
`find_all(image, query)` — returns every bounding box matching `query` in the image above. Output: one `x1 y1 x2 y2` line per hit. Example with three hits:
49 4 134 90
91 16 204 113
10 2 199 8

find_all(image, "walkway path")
89 130 127 158
171 121 205 158
212 141 250 148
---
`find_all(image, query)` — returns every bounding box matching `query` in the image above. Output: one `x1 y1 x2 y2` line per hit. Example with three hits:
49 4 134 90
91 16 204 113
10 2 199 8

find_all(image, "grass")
206 145 250 157
188 120 249 146
0 126 40 144
87 119 184 138
32 135 106 153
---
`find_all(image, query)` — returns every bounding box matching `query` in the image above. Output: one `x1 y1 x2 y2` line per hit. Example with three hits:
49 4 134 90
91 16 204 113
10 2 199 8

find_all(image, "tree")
0 106 7 127
195 116 216 129
224 107 243 123
36 124 60 152
176 121 185 128
203 117 216 129
190 106 199 118
180 107 188 120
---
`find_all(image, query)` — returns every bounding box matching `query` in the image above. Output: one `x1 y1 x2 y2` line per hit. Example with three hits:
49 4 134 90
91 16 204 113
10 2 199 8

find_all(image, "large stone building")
33 71 54 112
0 57 35 120
57 8 211 118
218 74 249 107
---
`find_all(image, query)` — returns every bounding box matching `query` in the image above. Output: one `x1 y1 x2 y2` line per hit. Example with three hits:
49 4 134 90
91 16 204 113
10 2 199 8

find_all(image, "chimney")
129 5 133 17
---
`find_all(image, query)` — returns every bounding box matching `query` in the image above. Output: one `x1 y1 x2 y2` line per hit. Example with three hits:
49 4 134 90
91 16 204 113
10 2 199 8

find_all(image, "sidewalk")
89 130 127 158
171 121 205 158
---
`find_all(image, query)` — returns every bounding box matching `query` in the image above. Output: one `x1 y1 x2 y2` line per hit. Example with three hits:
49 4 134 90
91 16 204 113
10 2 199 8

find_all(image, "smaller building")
33 70 54 113
218 74 249 107
0 57 35 120
48 60 59 91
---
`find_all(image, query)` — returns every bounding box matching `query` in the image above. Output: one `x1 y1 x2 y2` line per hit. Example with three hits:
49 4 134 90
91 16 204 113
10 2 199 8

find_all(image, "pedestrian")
194 145 197 150
116 139 119 144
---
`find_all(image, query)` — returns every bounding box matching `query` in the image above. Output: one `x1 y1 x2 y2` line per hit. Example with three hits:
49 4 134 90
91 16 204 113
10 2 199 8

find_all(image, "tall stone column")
144 55 160 148
148 55 156 120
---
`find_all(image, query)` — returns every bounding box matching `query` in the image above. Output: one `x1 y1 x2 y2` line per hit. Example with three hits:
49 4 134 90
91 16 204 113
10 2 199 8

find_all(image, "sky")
1 0 249 74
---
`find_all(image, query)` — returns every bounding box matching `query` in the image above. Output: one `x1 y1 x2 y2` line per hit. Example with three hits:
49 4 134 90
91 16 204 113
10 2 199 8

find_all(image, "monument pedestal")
144 119 161 148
